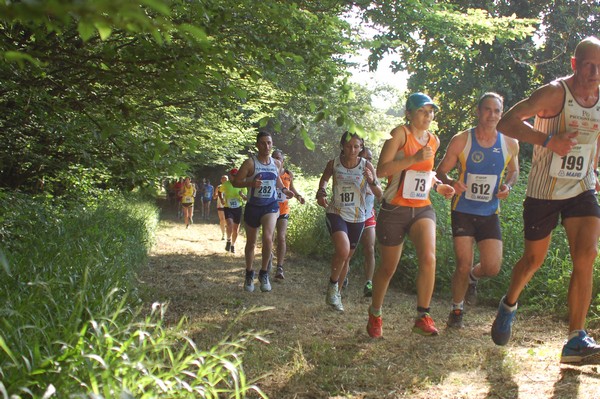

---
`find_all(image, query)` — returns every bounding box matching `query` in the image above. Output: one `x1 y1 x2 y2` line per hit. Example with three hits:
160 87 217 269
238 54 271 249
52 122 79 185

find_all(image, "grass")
141 212 600 399
2 182 599 398
0 191 261 398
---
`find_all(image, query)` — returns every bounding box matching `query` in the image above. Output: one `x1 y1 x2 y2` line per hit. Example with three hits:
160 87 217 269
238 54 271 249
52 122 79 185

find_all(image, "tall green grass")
287 169 600 325
285 175 332 260
0 190 264 398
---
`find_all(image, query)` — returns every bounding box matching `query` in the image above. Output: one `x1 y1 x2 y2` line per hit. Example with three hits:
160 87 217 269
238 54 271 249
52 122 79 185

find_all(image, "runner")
435 92 519 328
179 176 196 228
173 177 183 219
366 92 454 337
221 169 247 254
491 37 600 365
202 179 214 221
358 147 382 297
232 131 292 292
316 131 382 312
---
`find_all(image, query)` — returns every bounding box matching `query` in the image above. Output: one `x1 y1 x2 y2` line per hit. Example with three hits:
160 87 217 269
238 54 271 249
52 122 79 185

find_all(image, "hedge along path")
139 208 600 399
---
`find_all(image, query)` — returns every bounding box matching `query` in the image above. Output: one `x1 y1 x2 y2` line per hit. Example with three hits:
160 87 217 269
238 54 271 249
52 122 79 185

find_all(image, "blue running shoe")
560 331 600 364
491 296 517 346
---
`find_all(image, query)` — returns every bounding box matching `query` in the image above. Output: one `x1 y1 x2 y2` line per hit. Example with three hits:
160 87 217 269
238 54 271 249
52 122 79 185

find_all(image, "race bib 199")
549 144 593 180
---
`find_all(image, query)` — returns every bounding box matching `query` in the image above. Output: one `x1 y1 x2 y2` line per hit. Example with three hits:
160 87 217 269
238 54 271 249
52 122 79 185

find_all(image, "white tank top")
247 155 279 206
528 80 600 200
326 156 368 223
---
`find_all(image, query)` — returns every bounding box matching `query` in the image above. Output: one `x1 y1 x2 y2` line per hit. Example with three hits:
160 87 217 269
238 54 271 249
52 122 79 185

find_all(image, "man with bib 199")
491 36 600 365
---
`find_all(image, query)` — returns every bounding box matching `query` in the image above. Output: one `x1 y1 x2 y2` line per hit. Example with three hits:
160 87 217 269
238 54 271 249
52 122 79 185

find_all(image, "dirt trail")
139 207 600 399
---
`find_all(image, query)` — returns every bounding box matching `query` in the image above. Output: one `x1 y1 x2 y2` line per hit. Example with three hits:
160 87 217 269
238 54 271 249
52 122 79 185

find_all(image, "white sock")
568 330 585 340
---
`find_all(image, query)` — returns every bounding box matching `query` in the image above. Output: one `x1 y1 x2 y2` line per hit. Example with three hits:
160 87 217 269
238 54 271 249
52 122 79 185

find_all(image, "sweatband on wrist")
542 134 553 147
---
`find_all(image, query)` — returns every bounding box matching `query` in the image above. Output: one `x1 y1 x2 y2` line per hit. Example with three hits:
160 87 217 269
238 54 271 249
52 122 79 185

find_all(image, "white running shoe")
326 282 344 312
259 271 272 292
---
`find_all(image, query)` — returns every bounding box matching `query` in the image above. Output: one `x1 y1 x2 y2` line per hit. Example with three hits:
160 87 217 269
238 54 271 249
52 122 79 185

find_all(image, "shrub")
0 190 263 397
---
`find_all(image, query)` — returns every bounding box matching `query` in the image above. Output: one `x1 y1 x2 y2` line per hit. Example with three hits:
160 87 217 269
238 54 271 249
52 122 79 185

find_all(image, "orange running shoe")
412 313 439 336
367 311 383 338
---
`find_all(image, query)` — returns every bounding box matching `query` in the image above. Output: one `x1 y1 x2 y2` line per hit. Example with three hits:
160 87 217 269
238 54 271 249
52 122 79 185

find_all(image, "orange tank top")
278 170 292 215
382 126 439 207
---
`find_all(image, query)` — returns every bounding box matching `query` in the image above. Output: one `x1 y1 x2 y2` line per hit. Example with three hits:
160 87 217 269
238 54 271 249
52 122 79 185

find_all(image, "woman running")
179 176 196 228
316 131 382 312
366 93 454 337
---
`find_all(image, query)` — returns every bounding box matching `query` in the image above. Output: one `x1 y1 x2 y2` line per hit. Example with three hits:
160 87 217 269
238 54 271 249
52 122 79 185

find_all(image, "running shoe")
446 309 464 328
465 282 478 306
367 311 383 338
491 296 517 346
342 276 349 289
259 271 271 292
225 241 231 252
560 331 600 364
412 313 439 336
363 281 373 297
230 245 235 254
275 266 285 280
244 270 255 292
326 282 344 312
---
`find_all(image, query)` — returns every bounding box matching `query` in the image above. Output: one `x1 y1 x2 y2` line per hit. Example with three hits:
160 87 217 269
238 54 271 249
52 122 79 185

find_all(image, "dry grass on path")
138 210 600 399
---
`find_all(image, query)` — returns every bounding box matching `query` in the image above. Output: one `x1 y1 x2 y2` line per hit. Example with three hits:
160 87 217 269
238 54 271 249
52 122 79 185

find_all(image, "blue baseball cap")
406 92 439 111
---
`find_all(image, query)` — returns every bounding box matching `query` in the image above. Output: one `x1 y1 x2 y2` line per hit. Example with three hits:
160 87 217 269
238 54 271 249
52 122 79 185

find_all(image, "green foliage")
0 0 355 194
0 191 263 397
359 0 600 154
285 176 333 260
1 0 547 195
272 82 400 176
287 201 333 260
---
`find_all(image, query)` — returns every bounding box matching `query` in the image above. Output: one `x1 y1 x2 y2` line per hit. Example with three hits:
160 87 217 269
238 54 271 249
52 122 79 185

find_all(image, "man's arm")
435 131 468 196
595 137 600 191
497 82 577 156
497 137 520 200
232 158 256 188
